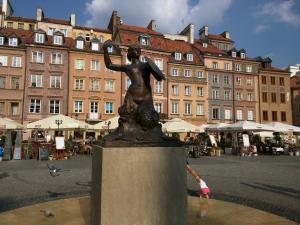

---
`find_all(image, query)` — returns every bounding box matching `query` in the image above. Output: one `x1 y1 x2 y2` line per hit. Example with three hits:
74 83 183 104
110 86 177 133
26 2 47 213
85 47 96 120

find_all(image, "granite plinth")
91 146 187 225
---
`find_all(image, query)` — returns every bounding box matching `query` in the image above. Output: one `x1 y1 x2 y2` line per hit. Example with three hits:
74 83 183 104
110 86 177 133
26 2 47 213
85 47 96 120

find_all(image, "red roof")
119 24 162 36
6 16 36 23
193 39 226 55
208 34 234 43
42 18 70 26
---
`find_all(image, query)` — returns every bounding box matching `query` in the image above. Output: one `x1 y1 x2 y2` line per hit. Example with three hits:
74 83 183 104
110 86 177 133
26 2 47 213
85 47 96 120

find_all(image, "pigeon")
47 163 62 177
40 209 54 217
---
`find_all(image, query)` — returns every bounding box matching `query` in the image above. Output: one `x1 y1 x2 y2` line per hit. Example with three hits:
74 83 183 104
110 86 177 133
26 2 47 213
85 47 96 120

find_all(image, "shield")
145 56 165 81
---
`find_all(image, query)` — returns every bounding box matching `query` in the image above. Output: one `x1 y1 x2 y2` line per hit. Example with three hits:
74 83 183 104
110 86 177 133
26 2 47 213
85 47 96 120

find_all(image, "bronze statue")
101 40 180 147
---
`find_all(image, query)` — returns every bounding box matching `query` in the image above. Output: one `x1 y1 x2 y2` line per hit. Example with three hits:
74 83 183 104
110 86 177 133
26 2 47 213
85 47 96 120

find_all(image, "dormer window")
0 37 4 45
202 43 207 48
35 33 45 43
241 53 245 59
91 42 99 51
76 40 84 49
232 51 236 57
53 35 63 45
9 37 18 46
108 46 113 53
140 37 149 46
187 53 193 62
175 52 181 60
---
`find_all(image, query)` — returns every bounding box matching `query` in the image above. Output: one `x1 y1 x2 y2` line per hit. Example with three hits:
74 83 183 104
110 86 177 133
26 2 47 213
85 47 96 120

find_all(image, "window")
35 33 45 43
172 68 178 76
232 51 236 57
196 104 204 116
235 77 241 85
263 111 268 121
0 37 4 45
224 63 230 70
154 103 162 113
184 69 191 77
51 53 62 64
224 90 231 100
60 29 67 37
246 65 252 73
76 40 84 49
9 103 17 115
32 51 43 63
75 79 84 90
172 85 179 96
202 43 207 48
126 78 131 90
0 55 8 66
212 108 219 119
99 35 104 43
224 109 231 120
155 81 163 93
281 111 287 122
197 71 204 78
29 24 34 31
187 53 193 61
9 38 18 46
91 60 100 71
0 102 4 114
262 92 268 102
74 101 83 113
154 59 163 71
107 46 113 53
31 74 42 87
236 110 243 120
224 75 229 85
139 37 149 46
272 111 277 121
0 76 5 88
105 102 113 114
235 64 241 71
30 99 41 113
49 100 60 114
224 44 229 51
184 86 191 96
212 90 219 99
53 35 63 45
7 22 13 28
241 53 245 59
212 74 218 83
247 110 254 121
91 79 100 91
48 28 55 35
175 52 181 60
105 80 115 92
247 93 254 101
197 87 203 97
279 77 285 86
271 93 276 103
262 76 266 84
212 62 218 69
11 77 20 89
50 75 61 89
280 93 286 103
270 76 276 85
90 101 98 114
246 78 253 86
236 92 242 100
18 23 24 30
91 42 99 51
12 56 21 67
171 102 179 114
75 59 85 69
184 103 191 115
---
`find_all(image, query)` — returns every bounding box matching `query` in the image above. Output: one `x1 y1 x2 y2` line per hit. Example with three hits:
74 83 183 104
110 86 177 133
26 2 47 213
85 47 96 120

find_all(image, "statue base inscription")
91 145 187 225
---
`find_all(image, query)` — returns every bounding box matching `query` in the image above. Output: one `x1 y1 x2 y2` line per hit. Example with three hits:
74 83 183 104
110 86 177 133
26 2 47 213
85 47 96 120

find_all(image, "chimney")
2 0 13 18
199 25 208 40
179 23 194 44
147 20 156 31
107 11 121 39
221 31 230 39
70 13 76 27
36 7 44 21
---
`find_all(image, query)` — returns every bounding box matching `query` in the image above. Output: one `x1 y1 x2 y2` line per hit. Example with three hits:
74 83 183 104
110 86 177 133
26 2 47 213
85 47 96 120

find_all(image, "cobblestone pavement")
0 154 299 223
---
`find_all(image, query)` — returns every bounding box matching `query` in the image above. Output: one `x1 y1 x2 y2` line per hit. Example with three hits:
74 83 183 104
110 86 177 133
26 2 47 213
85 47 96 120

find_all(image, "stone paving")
0 154 299 223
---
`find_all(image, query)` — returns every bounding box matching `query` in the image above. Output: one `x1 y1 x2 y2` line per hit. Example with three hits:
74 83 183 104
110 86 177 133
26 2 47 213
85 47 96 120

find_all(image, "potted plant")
25 140 33 160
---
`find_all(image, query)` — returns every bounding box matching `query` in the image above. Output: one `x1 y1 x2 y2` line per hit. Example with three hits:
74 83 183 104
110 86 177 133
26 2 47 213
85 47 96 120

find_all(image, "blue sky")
8 0 300 68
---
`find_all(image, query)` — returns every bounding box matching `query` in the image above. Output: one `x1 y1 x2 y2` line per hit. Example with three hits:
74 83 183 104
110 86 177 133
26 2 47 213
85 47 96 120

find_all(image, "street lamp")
55 119 63 136
105 121 111 133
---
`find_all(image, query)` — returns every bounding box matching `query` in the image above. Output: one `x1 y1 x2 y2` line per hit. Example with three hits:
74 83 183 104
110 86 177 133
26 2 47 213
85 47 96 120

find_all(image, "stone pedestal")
91 146 186 225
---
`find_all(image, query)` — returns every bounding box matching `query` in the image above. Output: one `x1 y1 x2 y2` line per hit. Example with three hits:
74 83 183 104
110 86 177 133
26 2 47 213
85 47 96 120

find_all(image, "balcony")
86 113 101 122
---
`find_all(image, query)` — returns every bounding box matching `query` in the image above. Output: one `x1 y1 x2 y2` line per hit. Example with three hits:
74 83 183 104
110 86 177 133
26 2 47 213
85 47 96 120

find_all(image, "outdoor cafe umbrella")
162 118 204 133
267 122 300 133
219 121 275 132
0 117 23 130
93 116 120 130
203 123 228 131
26 114 93 130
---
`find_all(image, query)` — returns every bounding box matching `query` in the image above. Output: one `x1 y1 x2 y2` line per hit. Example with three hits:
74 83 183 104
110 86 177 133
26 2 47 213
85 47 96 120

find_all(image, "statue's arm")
145 56 165 81
103 40 127 72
